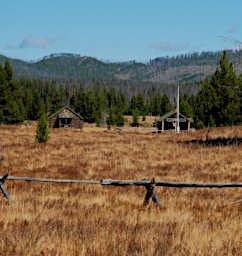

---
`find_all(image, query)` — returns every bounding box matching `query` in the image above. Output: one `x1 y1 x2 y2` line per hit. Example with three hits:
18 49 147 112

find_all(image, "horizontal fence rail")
4 176 242 188
1 175 242 206
6 176 100 184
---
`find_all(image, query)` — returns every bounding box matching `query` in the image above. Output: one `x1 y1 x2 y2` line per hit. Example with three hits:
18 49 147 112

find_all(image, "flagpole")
177 84 180 133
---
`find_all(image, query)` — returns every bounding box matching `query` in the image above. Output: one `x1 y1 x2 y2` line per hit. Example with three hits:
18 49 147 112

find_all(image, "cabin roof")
48 106 84 120
157 110 194 123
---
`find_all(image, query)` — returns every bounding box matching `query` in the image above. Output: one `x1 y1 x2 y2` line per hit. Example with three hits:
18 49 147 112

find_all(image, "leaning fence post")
0 173 13 204
143 178 161 207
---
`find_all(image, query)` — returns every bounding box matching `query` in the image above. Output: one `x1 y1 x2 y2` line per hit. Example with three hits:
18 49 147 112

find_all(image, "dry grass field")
0 125 241 255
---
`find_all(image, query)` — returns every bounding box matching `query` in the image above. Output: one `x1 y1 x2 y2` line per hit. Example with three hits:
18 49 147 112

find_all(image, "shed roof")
157 110 194 123
48 106 84 120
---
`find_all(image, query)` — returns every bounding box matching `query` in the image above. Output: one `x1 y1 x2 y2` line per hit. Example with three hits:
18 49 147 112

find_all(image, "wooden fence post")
143 178 161 207
0 173 13 204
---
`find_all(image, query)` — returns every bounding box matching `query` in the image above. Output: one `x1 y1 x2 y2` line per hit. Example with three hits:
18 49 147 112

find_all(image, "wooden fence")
1 174 242 206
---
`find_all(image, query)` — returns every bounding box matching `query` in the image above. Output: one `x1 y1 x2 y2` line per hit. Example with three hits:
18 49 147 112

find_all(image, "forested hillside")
0 50 241 84
0 50 241 128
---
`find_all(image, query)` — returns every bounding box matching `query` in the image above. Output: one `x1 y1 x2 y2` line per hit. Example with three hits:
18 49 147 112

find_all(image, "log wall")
48 108 83 129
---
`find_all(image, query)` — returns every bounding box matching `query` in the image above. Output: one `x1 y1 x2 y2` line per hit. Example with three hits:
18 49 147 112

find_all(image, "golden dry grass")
0 125 241 255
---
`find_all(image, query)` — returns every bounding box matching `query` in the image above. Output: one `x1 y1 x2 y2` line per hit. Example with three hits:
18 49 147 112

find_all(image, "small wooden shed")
155 110 193 132
48 106 84 129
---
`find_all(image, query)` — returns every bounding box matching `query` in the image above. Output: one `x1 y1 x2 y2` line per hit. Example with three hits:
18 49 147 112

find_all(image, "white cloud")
5 34 59 49
19 34 51 48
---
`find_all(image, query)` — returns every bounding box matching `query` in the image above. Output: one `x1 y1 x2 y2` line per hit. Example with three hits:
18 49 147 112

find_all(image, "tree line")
0 50 241 128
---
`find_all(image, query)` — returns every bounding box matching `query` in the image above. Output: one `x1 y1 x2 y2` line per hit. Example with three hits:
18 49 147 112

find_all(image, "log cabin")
48 106 84 129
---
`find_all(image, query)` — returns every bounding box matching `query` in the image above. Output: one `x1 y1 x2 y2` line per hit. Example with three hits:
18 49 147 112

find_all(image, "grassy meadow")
0 125 241 255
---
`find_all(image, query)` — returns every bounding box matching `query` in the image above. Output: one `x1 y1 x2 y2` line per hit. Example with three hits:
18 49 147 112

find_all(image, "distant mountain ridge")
0 50 241 84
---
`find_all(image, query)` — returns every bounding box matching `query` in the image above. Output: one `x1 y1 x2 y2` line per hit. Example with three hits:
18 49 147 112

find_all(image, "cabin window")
60 118 72 128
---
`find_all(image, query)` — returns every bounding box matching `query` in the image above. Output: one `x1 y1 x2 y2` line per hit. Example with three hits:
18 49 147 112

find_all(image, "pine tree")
0 63 6 84
194 50 240 128
23 88 33 120
94 87 108 126
36 112 49 143
160 94 173 116
49 90 63 114
0 64 8 122
194 77 218 127
179 94 193 117
239 73 242 123
150 92 161 116
71 86 85 115
0 60 25 124
115 111 124 127
4 60 13 82
129 96 137 114
144 98 151 116
8 80 26 123
32 90 44 120
107 88 117 108
136 92 145 115
116 89 127 113
106 107 116 127
84 91 96 123
210 51 239 126
131 110 139 127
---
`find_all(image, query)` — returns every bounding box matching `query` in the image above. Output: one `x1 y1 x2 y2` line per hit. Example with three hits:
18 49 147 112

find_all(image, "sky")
1 0 242 62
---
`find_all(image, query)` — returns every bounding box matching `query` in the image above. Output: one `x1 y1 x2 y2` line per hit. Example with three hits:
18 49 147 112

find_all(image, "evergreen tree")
0 60 25 124
136 92 145 115
210 51 239 125
115 111 124 127
10 80 26 122
129 96 137 113
0 64 9 122
4 100 22 124
116 89 127 113
94 87 108 126
131 110 139 127
194 50 240 128
107 88 117 108
160 94 173 116
144 98 151 116
84 91 96 123
4 60 13 82
23 88 33 120
70 85 85 114
150 92 161 116
194 77 218 128
0 63 6 84
71 87 96 123
179 94 193 117
32 90 45 120
36 112 49 143
239 73 242 123
49 90 63 114
106 107 116 127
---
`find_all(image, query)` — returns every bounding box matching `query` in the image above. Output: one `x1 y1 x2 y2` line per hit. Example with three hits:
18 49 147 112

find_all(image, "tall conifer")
36 112 49 143
0 60 25 124
160 94 173 116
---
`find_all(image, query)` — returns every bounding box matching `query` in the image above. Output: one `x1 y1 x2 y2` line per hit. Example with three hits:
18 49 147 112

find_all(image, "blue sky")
1 0 241 62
